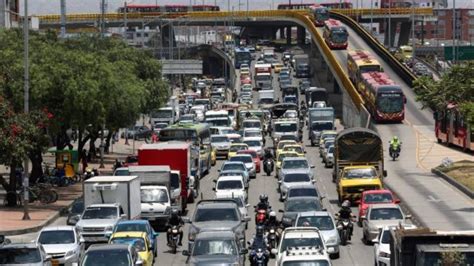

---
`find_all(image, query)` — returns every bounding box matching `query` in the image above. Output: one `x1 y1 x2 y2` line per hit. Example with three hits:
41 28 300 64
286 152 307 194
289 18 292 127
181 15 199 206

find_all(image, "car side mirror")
136 259 144 266
246 204 250 208
44 255 52 262
322 208 327 211
217 170 221 172
311 165 315 168
182 217 191 223
360 215 367 220
355 200 361 205
120 214 127 219
240 248 248 255
243 216 251 222
395 199 401 204
182 250 190 256
153 232 159 238
383 170 387 177
271 248 278 255
278 209 284 213
105 232 112 239
278 180 282 183
372 238 379 244
405 214 412 219
213 180 217 183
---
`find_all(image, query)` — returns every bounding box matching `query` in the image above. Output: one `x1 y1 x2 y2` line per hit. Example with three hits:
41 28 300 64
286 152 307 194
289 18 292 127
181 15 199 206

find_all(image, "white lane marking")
427 195 442 202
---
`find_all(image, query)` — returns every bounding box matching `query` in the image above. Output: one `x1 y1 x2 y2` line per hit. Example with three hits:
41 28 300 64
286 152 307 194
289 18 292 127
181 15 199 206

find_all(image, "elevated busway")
320 13 474 231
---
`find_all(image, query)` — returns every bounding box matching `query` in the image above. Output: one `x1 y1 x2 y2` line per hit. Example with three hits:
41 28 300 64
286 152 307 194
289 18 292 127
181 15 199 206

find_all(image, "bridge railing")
330 7 433 17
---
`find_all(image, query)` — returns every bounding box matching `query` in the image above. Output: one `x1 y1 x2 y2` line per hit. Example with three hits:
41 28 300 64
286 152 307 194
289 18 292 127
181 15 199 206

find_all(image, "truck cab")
76 203 126 244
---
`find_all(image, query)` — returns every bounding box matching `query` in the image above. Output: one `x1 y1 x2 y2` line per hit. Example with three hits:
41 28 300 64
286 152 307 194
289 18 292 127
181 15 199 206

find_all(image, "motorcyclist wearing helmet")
336 200 354 240
249 225 270 264
256 194 270 213
263 148 274 160
166 209 184 246
265 211 280 228
389 136 402 155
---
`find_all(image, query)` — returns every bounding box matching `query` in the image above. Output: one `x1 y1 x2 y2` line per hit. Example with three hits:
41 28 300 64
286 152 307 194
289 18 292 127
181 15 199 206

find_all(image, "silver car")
278 157 315 181
229 154 256 179
211 134 231 158
362 203 412 244
322 145 335 168
0 243 52 266
295 211 340 258
278 172 315 201
183 231 247 266
36 226 83 265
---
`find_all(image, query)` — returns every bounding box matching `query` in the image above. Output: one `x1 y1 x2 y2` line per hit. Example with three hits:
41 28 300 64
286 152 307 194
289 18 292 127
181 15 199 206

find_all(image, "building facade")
0 0 19 28
417 8 474 42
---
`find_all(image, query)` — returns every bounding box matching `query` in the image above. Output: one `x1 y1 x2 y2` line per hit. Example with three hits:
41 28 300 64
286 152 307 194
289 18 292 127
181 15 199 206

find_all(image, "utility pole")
411 0 416 58
388 0 391 47
452 0 456 63
370 0 373 34
60 0 66 38
100 0 106 37
123 1 127 38
22 0 30 221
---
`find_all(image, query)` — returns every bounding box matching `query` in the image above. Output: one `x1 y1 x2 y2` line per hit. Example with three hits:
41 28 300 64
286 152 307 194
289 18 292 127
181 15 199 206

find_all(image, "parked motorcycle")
263 158 274 176
168 225 180 254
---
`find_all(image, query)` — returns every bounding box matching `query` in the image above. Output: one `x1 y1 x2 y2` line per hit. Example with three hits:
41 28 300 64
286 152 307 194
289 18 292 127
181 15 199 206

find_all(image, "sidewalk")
0 137 146 236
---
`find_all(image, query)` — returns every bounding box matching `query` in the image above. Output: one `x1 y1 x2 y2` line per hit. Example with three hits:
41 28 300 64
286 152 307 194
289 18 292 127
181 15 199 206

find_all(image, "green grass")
437 160 474 191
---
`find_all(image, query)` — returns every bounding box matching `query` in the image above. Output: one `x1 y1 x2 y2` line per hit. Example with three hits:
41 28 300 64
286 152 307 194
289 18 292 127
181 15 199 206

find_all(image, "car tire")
330 252 340 259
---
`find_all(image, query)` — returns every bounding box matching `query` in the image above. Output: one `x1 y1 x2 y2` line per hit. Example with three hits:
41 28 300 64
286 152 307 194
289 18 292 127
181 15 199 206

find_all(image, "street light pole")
452 0 456 63
123 1 127 38
60 0 66 38
411 0 416 58
388 0 391 47
370 0 373 34
22 0 30 221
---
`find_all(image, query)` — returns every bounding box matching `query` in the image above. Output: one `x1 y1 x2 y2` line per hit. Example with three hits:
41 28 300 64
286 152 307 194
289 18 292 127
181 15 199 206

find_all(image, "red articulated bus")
435 103 474 151
117 4 219 13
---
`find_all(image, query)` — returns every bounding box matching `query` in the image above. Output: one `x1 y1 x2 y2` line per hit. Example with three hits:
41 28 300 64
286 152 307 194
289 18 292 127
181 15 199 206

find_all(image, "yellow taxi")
109 231 153 266
281 144 305 157
275 151 300 177
228 143 249 158
273 63 284 73
275 140 298 158
240 68 250 76
337 166 384 204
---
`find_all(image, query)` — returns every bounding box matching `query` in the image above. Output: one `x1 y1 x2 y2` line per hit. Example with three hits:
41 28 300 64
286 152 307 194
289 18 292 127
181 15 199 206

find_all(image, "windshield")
331 30 348 43
328 146 334 154
217 180 243 190
0 248 42 264
244 131 261 138
284 173 311 183
152 110 172 118
288 188 318 198
377 93 404 113
360 65 382 73
159 128 197 142
229 145 248 152
141 188 169 203
275 123 297 132
222 163 245 172
38 230 75 244
281 237 323 253
212 136 229 143
82 207 117 219
283 146 303 154
82 249 131 266
364 193 393 204
243 121 261 128
220 171 244 178
344 168 377 179
194 99 209 106
278 141 297 149
244 140 261 147
230 156 253 164
311 122 334 131
278 153 298 163
286 199 321 212
284 96 297 104
195 208 238 222
110 237 146 252
283 261 330 266
192 239 237 256
207 119 230 127
256 75 271 81
297 216 334 230
381 229 391 244
282 160 309 169
369 208 403 220
115 223 147 234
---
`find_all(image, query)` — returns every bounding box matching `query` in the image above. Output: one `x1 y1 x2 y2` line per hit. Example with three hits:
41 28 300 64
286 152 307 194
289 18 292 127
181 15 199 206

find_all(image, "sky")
21 0 474 15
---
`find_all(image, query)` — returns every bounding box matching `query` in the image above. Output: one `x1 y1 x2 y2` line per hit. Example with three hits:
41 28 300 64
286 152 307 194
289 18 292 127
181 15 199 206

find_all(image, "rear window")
230 156 253 163
195 208 238 222
288 188 318 198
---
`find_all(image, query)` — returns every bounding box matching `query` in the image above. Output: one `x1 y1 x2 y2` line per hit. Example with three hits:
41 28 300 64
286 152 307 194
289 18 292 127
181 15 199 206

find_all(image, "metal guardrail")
331 11 419 87
36 8 433 23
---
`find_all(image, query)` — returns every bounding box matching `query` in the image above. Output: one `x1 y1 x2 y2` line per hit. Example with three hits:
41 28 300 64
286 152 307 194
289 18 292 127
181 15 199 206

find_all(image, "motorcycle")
263 158 274 176
266 226 279 254
83 167 99 181
249 247 269 266
255 209 268 225
389 143 401 161
336 218 352 246
168 225 180 254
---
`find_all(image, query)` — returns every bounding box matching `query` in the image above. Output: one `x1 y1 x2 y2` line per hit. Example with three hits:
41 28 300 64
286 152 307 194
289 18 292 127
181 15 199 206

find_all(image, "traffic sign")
444 46 474 61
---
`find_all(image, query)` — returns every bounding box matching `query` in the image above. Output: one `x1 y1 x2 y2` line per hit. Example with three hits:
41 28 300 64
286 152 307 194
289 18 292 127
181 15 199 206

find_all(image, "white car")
362 204 412 244
241 84 253 93
243 129 264 144
229 154 256 178
36 226 83 265
273 227 328 266
213 175 247 202
278 172 314 201
373 224 417 266
279 246 332 266
243 138 264 158
322 145 335 168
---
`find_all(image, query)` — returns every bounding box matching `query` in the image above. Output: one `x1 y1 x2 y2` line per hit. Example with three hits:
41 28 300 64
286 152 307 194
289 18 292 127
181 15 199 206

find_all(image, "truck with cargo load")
76 176 141 245
333 128 387 202
115 165 181 227
293 54 310 78
307 107 335 146
258 89 275 108
138 142 197 214
390 227 474 266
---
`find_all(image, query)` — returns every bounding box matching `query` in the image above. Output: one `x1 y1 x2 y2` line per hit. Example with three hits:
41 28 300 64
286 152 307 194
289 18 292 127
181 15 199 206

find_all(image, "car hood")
141 202 169 212
212 142 231 148
77 218 117 227
282 181 312 189
42 243 78 254
193 221 241 232
216 190 245 199
368 219 405 229
244 163 254 169
281 169 312 177
319 229 339 243
189 254 240 266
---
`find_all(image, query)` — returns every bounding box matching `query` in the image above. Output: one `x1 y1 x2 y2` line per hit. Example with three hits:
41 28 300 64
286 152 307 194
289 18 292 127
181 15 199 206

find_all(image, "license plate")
51 259 59 266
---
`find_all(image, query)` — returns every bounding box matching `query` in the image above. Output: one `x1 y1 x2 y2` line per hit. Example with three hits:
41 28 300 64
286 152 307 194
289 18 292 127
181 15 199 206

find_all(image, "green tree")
413 62 474 124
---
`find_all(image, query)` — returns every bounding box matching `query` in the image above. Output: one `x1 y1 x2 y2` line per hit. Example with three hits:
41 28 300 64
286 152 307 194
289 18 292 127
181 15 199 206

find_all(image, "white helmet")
269 211 276 217
342 200 351 208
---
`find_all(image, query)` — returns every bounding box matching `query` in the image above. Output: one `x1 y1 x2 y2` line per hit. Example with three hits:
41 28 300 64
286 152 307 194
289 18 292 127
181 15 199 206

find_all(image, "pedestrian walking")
81 149 88 174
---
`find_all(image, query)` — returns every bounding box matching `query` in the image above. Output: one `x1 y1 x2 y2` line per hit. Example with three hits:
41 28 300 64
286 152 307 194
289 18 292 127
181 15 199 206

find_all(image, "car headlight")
188 227 199 241
65 249 76 257
325 236 338 245
105 226 114 232
379 251 390 258
76 225 83 232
